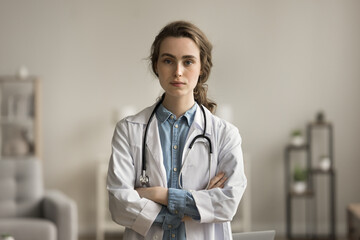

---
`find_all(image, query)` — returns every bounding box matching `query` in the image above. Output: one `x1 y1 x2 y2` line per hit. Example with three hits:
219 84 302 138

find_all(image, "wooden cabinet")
0 76 41 160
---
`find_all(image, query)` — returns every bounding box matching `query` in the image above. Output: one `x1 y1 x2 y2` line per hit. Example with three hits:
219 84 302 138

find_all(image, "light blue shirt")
153 103 200 240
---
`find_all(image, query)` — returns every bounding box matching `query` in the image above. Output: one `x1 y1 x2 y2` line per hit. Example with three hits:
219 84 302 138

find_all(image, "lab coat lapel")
145 115 167 187
185 107 203 147
192 104 212 135
183 105 212 159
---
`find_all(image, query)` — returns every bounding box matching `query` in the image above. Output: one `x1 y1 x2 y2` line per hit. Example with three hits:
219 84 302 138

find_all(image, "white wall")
1 0 359 236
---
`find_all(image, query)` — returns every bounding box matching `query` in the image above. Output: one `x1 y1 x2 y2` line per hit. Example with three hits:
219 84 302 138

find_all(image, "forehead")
159 37 200 57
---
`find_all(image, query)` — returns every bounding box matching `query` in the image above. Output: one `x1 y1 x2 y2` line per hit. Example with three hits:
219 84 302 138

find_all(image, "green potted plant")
293 165 307 194
291 129 304 146
1 234 15 240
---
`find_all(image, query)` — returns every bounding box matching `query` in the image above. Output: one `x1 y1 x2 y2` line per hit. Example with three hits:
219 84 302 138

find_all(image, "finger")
219 177 228 188
214 176 227 188
208 175 227 189
208 172 225 188
208 174 224 189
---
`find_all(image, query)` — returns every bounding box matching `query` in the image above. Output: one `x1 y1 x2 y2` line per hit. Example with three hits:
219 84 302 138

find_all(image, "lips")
170 81 185 87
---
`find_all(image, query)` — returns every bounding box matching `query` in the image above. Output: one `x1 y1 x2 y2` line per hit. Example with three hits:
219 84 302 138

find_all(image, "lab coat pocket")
182 141 216 190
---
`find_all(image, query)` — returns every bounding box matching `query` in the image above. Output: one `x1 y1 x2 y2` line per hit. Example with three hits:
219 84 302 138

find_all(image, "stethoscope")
140 97 213 188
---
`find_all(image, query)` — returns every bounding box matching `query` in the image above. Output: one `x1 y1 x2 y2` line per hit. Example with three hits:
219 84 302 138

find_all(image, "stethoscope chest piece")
140 170 149 187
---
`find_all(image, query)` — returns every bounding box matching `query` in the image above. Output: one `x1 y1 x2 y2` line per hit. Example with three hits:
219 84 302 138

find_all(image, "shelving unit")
284 118 336 240
0 76 42 160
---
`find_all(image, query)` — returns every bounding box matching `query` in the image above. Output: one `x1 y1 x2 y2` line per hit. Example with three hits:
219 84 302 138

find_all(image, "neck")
162 94 195 118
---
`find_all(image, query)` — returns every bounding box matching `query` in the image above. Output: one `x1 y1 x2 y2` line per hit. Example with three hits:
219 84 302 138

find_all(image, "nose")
175 63 183 77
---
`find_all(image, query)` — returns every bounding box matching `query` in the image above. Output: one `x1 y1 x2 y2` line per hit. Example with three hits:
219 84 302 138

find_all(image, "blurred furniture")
0 76 42 160
347 203 360 240
284 118 336 239
96 161 124 240
0 158 77 240
231 153 251 232
232 230 275 240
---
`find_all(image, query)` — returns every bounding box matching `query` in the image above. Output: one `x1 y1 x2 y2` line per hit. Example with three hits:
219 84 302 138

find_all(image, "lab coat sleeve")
191 125 247 223
107 119 162 236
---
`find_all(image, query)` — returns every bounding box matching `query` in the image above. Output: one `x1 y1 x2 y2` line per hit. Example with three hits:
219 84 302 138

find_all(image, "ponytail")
194 77 216 113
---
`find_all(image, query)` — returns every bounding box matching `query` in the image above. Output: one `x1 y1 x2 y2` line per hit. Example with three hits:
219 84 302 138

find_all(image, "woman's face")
156 37 201 101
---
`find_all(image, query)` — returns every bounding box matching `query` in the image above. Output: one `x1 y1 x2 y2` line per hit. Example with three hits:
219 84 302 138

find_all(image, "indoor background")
0 0 359 238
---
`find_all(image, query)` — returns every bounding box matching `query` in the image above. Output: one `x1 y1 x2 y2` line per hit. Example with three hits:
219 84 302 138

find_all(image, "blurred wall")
0 0 359 236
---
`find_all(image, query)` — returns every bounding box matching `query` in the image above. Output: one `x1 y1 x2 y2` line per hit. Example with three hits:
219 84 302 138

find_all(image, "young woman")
107 21 247 240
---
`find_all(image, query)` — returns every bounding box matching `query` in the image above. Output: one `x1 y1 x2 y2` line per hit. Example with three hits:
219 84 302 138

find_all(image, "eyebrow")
160 53 198 59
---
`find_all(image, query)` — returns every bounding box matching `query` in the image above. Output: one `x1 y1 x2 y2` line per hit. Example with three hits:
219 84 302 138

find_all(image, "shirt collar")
183 103 197 127
156 102 197 127
156 104 172 123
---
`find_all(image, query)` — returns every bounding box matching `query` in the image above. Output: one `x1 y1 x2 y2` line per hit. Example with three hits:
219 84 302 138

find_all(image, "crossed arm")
135 172 227 207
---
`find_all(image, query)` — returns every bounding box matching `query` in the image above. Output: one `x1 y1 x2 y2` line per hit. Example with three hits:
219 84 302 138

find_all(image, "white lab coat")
107 103 247 240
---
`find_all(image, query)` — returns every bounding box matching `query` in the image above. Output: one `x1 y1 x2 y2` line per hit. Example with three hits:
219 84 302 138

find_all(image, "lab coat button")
170 115 174 119
168 224 172 229
173 145 177 150
172 233 176 238
175 124 178 128
173 167 177 172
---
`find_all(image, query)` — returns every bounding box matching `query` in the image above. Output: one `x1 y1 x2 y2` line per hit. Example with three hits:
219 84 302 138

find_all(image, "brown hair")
150 20 217 113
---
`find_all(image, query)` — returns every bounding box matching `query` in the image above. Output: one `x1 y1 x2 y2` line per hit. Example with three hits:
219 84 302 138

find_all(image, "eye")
163 59 172 64
184 60 194 66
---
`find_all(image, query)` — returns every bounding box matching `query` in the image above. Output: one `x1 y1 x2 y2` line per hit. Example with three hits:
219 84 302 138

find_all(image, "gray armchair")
0 158 77 240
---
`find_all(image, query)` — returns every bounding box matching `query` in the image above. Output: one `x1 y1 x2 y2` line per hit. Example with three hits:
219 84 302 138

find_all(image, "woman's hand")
135 186 168 206
207 172 227 189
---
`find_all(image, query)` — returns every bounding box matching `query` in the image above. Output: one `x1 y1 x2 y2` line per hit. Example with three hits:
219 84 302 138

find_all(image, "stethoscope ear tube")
189 103 212 153
189 135 213 153
179 146 213 189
